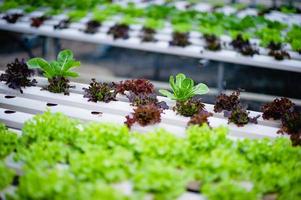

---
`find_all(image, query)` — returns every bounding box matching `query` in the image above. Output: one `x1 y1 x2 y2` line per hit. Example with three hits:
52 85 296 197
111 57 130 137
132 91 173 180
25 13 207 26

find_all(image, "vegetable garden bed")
0 1 301 71
0 49 301 199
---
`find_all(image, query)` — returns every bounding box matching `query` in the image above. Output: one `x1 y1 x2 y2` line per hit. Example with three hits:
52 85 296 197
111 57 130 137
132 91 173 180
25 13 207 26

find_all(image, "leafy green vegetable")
27 49 80 79
143 18 164 30
202 180 257 200
0 123 18 159
0 161 15 190
159 73 209 101
2 111 301 199
172 23 192 33
26 49 80 94
67 10 87 22
133 159 189 199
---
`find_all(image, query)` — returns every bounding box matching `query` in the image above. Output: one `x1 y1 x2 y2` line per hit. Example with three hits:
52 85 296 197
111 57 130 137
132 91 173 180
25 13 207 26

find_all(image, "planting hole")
46 103 58 107
4 110 16 114
4 95 16 99
186 181 201 193
91 111 102 115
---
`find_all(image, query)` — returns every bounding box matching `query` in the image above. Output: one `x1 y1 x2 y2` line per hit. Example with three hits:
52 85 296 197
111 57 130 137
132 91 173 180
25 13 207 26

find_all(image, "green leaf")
175 73 186 88
159 89 175 99
193 83 209 95
63 71 79 78
50 61 62 74
27 58 49 69
62 60 81 72
57 49 73 63
27 58 55 78
182 78 194 91
169 75 178 93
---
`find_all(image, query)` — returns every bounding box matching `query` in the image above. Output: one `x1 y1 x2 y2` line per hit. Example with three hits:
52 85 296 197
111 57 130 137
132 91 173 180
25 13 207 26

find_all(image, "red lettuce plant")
261 98 294 120
84 20 101 34
173 97 205 117
141 27 157 42
231 34 259 56
224 105 260 127
188 110 213 127
0 59 36 93
116 79 154 95
125 104 162 128
108 24 130 40
278 110 301 146
204 34 221 51
170 32 191 47
267 42 290 60
127 92 168 109
2 13 23 23
54 19 70 30
214 91 241 113
83 79 117 103
31 16 49 28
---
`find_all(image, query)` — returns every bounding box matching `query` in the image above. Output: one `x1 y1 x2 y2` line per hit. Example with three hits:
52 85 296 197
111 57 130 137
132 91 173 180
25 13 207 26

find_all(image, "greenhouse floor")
1 32 301 111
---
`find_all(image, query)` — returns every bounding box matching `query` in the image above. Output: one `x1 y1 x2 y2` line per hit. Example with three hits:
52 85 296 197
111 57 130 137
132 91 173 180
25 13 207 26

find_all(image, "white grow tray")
0 73 291 200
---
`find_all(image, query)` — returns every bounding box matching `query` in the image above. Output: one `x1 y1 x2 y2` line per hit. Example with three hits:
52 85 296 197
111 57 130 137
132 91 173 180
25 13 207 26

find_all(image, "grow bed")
1 50 301 199
0 5 301 72
0 70 282 139
1 74 301 200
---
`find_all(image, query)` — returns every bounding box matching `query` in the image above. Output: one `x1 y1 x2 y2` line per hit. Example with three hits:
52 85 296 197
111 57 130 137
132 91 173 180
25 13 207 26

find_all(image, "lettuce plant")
0 161 15 190
200 25 223 51
67 10 87 22
173 96 205 117
188 110 213 127
202 180 257 200
126 92 168 109
54 19 70 30
170 23 192 47
0 58 36 93
214 90 240 113
261 98 294 120
0 123 18 159
30 15 49 28
83 20 101 34
2 112 301 199
27 49 80 95
230 32 258 56
224 105 260 127
286 25 301 53
125 104 162 128
107 16 135 40
2 13 23 23
83 79 117 103
133 159 189 199
278 110 301 146
159 73 209 101
116 79 154 95
141 18 164 42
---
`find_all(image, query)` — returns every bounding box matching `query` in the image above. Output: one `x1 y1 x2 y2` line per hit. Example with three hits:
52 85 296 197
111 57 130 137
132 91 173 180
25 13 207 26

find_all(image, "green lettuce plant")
0 123 18 159
27 49 80 94
67 10 87 22
133 159 189 199
0 161 15 190
159 73 209 101
2 112 301 199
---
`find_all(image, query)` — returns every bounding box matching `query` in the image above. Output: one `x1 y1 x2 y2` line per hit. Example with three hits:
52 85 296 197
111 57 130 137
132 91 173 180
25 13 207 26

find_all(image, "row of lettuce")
1 49 301 145
1 111 301 199
1 1 301 60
